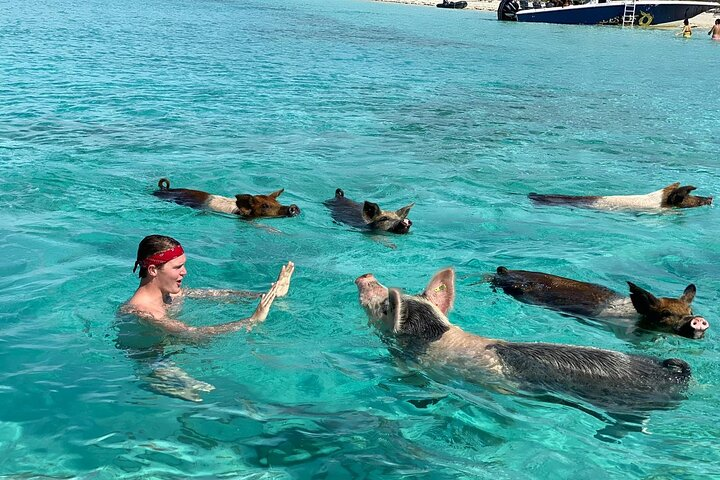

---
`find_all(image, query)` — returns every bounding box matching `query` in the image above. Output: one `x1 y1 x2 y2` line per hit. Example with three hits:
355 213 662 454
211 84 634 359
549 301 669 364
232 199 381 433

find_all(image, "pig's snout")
288 205 301 216
356 273 375 284
394 218 412 234
691 316 709 332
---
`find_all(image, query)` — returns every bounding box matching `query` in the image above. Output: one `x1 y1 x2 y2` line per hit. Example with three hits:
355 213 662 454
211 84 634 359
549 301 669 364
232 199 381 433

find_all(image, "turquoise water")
2 0 720 477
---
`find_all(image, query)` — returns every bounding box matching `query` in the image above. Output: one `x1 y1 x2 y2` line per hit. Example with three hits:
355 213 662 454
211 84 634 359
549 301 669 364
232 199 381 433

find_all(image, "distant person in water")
122 234 294 336
709 19 720 40
678 18 692 38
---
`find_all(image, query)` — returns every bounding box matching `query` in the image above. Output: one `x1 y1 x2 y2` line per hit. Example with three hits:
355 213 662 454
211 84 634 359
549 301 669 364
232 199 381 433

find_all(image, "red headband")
133 245 185 273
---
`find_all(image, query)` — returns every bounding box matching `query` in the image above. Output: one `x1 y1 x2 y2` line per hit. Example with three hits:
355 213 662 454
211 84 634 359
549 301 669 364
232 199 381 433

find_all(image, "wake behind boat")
498 0 720 26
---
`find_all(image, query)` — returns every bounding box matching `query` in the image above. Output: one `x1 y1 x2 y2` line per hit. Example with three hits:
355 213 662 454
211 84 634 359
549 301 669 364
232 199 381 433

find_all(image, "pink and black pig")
356 268 691 408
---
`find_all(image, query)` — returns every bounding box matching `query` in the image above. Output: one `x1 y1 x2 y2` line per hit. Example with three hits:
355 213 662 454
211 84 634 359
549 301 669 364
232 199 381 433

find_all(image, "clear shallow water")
1 0 720 477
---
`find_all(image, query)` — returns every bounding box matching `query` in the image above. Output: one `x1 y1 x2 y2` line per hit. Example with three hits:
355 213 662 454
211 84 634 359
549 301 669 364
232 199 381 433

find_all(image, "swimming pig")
491 267 709 340
324 189 413 234
153 178 300 219
529 182 712 210
356 268 691 407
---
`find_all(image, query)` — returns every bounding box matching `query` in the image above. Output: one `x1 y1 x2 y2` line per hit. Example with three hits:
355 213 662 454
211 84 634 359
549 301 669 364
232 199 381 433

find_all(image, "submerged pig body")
356 269 691 406
491 267 709 340
529 182 712 211
324 189 413 234
153 178 301 219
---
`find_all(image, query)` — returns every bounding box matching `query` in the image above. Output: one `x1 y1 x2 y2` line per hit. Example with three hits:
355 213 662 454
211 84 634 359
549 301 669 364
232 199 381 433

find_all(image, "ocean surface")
2 0 720 478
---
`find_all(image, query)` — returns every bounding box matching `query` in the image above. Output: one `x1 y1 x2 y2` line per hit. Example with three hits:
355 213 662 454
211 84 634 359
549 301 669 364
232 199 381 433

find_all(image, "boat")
437 1 469 8
497 0 720 26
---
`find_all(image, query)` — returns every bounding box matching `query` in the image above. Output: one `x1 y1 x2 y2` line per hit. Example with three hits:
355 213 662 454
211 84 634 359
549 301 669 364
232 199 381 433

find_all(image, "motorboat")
498 0 720 26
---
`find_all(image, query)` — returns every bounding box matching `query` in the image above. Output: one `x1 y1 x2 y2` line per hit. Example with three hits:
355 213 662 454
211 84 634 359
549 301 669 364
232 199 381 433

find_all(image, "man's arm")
181 261 294 300
181 288 262 300
128 282 281 338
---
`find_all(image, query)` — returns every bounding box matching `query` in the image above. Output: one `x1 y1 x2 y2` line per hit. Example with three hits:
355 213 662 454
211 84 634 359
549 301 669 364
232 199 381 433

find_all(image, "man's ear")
268 189 284 199
147 264 159 278
423 268 455 315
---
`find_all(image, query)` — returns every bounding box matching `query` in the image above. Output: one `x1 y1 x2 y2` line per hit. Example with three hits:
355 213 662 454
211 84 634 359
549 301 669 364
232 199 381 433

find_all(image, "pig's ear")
423 268 455 315
387 288 404 333
680 284 696 304
665 185 696 206
628 282 659 315
235 194 254 210
395 203 414 219
362 201 382 222
268 189 284 199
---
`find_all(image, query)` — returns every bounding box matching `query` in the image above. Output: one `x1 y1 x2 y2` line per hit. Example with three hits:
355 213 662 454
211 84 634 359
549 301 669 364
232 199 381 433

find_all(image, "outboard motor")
498 0 521 20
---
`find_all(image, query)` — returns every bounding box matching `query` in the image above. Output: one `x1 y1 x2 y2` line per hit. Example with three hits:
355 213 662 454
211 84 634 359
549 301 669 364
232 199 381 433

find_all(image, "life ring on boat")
637 11 653 27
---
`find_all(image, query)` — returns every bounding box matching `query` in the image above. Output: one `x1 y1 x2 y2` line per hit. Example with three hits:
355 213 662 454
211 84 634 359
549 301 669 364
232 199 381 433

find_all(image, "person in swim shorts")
709 19 720 40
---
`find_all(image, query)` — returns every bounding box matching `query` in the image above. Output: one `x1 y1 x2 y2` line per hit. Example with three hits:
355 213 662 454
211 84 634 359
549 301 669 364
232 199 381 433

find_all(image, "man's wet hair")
135 235 182 278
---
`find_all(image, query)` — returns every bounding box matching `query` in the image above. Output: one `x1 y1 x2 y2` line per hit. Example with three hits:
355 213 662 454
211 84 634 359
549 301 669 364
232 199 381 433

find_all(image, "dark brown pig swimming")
491 267 709 340
153 178 300 219
529 182 712 210
356 268 691 408
324 189 413 234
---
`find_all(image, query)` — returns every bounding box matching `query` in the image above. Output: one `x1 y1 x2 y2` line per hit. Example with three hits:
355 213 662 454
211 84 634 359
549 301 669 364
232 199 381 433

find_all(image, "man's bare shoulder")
120 302 165 321
120 301 193 335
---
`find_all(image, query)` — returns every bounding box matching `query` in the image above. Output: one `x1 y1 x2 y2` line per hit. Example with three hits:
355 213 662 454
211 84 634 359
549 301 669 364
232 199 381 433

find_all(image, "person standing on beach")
709 19 720 40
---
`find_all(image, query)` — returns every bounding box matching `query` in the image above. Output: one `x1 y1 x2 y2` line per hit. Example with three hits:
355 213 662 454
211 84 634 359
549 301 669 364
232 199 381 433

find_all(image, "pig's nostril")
692 317 709 330
288 205 300 216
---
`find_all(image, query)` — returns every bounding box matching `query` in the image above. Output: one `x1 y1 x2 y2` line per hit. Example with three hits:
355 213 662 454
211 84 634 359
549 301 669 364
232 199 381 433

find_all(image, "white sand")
373 0 720 28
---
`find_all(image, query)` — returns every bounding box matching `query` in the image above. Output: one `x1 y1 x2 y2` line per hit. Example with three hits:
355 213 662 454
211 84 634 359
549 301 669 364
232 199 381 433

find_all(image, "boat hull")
498 1 720 26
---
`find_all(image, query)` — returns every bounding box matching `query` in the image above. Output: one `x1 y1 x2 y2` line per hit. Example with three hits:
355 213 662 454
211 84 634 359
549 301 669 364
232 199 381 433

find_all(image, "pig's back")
324 191 367 229
488 341 691 406
492 267 622 316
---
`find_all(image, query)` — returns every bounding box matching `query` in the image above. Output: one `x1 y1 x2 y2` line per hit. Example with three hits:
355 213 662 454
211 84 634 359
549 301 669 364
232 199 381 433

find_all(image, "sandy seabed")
373 0 720 28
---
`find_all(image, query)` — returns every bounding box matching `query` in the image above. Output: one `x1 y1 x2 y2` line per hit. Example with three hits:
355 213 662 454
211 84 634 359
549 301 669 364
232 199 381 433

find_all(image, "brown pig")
491 267 709 339
153 178 300 219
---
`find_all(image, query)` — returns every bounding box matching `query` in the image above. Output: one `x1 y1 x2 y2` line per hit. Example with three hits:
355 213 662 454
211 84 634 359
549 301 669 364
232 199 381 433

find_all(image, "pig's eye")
261 203 270 209
661 310 673 317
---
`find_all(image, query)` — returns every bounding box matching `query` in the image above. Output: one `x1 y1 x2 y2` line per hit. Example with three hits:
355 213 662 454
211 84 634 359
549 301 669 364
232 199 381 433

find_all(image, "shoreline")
373 0 720 28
